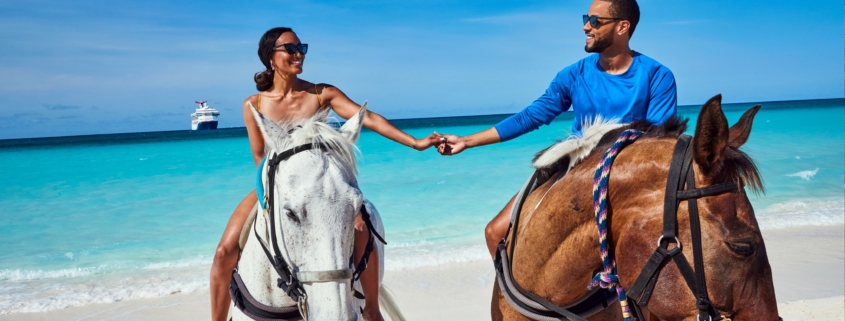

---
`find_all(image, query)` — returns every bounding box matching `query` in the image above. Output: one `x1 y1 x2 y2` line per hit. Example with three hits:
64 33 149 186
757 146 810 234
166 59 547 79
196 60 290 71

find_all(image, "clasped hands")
413 133 465 155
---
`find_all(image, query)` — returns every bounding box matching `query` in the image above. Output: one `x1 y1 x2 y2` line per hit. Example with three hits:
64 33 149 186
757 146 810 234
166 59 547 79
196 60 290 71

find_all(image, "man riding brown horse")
491 96 780 320
436 0 679 260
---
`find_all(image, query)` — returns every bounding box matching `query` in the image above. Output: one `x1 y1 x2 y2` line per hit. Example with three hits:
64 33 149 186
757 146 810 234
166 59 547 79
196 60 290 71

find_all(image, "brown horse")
492 95 778 320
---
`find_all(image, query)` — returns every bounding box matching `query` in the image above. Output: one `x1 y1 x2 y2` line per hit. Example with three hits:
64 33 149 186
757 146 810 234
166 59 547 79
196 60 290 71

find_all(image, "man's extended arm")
438 71 572 155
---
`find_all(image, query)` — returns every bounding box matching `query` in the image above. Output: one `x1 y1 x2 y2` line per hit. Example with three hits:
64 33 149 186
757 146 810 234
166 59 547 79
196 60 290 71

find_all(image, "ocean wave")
0 272 208 314
786 168 819 181
142 255 212 270
386 239 433 248
0 255 213 282
757 198 844 229
384 242 488 270
0 265 107 282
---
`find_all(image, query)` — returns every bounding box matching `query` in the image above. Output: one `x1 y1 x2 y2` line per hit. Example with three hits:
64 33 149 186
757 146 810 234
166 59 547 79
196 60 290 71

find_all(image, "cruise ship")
191 101 220 130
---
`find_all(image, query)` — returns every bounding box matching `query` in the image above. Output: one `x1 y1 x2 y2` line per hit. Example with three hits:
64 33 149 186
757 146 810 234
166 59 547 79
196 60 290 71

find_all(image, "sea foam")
756 197 845 229
0 266 106 282
385 240 488 271
0 260 209 314
786 168 819 181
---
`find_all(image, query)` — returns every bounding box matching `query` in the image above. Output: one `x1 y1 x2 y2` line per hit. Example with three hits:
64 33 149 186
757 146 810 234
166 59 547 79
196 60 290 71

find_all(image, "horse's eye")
726 242 755 257
285 209 300 223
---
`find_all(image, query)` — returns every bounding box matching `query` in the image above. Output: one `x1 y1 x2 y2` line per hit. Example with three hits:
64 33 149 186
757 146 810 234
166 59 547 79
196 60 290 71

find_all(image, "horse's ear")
249 102 286 151
727 104 761 148
692 94 729 171
339 101 367 143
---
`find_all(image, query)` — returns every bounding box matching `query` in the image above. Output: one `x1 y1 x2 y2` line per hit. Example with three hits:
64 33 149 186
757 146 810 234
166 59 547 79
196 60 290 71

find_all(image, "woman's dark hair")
255 27 294 91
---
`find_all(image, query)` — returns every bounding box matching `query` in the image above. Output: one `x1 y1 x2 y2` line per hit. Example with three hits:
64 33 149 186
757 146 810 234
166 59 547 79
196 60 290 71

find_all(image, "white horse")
230 104 404 321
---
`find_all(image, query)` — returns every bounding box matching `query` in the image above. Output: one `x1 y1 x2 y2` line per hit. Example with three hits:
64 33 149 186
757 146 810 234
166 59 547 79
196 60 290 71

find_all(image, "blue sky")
0 0 842 139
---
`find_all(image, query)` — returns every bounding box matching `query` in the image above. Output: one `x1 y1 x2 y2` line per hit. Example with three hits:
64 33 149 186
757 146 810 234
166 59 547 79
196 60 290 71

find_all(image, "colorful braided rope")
591 129 642 321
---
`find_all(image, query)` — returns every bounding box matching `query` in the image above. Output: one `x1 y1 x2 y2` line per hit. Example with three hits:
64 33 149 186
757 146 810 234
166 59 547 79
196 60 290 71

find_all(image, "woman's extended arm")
242 96 266 166
322 85 439 150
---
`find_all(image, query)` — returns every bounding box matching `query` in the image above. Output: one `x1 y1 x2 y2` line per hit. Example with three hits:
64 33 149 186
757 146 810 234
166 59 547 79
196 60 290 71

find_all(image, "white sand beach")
1 225 841 321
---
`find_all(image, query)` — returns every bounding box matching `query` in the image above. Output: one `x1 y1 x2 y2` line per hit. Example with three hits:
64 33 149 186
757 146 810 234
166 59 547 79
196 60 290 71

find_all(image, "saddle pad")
239 202 260 253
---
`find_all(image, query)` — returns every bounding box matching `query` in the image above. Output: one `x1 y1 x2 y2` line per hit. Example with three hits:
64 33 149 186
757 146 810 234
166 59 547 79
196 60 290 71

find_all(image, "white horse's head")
249 103 367 320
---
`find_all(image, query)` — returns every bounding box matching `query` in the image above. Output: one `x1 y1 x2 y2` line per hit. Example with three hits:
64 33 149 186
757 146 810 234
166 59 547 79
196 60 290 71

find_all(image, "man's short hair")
605 0 640 37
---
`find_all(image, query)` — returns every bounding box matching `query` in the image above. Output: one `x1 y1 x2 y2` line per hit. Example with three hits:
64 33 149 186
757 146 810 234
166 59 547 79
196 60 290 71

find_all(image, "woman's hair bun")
254 69 274 91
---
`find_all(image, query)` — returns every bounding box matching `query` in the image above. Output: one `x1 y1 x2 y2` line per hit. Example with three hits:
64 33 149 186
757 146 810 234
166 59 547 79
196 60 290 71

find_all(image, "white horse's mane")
273 109 359 177
532 116 626 170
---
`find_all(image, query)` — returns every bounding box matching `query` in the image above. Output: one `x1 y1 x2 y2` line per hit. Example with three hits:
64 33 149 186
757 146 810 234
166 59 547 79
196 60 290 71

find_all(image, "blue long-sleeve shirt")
494 52 678 141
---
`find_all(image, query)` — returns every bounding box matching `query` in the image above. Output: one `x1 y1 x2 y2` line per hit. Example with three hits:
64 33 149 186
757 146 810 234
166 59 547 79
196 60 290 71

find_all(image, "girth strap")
495 242 619 321
352 205 386 283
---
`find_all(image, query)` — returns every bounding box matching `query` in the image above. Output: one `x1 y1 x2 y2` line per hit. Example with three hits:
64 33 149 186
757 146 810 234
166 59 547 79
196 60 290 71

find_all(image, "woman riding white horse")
209 27 440 321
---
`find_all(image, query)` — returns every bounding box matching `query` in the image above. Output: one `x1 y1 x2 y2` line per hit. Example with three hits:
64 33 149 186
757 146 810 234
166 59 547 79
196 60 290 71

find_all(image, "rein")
230 142 386 321
494 130 744 321
590 129 643 321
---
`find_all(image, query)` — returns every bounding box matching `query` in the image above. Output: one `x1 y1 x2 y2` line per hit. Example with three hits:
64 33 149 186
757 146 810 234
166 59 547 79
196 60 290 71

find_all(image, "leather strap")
677 182 738 200
496 169 613 321
296 269 354 283
626 135 734 320
660 135 692 242
230 270 301 321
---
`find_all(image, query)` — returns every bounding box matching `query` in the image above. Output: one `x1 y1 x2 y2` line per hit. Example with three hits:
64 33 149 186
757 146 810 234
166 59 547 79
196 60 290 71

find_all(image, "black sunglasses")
582 15 623 27
273 43 308 55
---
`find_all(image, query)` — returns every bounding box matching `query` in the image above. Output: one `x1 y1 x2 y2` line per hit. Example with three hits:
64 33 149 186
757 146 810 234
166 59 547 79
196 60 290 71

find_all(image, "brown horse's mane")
535 116 764 193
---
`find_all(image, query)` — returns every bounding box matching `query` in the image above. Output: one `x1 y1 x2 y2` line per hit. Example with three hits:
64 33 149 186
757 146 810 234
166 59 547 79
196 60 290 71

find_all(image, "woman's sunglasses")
582 15 623 27
273 43 308 55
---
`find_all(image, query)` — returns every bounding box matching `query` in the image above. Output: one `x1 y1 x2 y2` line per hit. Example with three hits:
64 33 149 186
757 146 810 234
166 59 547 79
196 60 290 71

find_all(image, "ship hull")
192 121 218 130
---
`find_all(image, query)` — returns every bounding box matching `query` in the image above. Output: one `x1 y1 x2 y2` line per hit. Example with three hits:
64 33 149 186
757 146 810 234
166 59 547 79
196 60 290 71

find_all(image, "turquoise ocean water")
0 99 842 313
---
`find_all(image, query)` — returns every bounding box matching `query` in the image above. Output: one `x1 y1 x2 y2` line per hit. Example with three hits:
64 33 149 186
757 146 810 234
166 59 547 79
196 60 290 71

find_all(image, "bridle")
230 142 386 321
494 132 782 321
624 134 739 321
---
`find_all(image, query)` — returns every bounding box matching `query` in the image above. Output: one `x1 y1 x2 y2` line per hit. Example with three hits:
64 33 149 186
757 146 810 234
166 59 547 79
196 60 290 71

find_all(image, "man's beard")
585 32 613 53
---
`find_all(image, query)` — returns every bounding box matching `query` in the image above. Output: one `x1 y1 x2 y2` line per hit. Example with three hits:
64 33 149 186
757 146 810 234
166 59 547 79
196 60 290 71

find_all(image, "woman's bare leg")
210 191 257 321
354 214 384 321
485 194 517 258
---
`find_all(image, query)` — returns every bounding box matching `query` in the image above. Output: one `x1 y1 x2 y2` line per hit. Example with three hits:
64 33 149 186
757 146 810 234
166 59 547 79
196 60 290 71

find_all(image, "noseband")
230 142 385 321
493 131 779 321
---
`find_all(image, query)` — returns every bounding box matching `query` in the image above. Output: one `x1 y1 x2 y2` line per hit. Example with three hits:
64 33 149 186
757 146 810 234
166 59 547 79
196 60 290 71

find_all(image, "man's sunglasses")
582 15 623 27
273 43 308 55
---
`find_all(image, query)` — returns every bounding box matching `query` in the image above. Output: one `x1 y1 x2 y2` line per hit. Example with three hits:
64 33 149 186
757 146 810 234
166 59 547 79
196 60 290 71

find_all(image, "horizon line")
1 97 842 143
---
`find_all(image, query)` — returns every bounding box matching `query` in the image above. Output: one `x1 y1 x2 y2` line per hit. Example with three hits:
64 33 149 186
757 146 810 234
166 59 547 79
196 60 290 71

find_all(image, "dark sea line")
1 98 841 150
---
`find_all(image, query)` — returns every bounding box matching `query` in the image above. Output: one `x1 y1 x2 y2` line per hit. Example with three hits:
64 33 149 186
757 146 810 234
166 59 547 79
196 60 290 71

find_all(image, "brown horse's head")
615 95 778 320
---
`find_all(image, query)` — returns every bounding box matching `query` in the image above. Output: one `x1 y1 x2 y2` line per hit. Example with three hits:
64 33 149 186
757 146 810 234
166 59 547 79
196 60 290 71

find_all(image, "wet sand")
1 225 841 321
